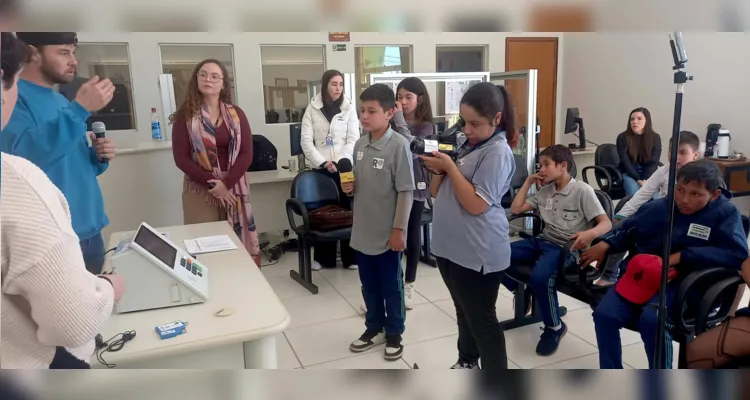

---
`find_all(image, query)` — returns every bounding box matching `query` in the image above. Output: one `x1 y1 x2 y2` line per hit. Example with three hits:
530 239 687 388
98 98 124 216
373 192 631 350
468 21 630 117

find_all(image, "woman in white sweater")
300 69 360 270
1 32 125 369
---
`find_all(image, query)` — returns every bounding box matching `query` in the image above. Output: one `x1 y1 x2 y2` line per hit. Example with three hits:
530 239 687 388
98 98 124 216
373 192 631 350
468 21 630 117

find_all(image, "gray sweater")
392 111 435 201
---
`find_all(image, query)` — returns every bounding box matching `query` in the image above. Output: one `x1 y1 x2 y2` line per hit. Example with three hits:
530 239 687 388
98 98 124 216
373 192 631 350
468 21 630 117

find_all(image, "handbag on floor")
308 205 353 231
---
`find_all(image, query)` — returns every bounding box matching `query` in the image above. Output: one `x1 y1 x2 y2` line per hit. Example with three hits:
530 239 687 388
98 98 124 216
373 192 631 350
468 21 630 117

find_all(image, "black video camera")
409 118 463 160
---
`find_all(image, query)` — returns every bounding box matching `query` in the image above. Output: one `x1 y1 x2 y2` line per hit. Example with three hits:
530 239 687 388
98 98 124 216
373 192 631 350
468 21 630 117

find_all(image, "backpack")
248 134 278 171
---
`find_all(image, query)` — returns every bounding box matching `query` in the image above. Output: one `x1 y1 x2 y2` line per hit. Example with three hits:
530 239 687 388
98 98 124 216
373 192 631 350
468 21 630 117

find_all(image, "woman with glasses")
171 59 260 267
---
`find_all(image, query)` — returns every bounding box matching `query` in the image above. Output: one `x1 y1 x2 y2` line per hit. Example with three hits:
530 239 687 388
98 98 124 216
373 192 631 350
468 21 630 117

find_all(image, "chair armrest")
695 275 745 335
556 239 605 286
508 212 544 237
671 267 741 331
581 166 613 191
286 198 310 235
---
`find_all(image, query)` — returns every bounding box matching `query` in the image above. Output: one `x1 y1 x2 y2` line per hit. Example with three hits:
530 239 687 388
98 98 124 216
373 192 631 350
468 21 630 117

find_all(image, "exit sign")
333 44 347 52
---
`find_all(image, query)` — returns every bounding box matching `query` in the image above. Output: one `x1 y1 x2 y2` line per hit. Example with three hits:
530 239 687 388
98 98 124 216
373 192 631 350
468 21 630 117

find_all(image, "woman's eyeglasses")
197 71 223 83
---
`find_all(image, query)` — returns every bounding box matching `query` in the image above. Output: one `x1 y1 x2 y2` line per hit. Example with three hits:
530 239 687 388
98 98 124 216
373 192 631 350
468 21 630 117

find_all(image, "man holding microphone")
1 32 116 274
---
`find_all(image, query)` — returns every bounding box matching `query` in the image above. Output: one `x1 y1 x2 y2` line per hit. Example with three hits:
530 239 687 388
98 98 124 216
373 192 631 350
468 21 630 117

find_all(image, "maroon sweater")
172 106 253 188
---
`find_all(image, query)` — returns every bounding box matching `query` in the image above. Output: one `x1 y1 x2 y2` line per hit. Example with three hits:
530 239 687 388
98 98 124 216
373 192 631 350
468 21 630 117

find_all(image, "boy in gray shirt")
342 84 414 361
506 145 612 356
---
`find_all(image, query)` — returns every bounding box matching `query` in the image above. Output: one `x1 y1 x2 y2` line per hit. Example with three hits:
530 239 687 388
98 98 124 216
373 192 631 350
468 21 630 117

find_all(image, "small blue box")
155 321 187 340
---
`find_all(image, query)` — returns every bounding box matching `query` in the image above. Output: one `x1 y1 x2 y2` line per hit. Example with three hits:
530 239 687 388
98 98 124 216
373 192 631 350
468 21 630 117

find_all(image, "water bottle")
151 108 163 141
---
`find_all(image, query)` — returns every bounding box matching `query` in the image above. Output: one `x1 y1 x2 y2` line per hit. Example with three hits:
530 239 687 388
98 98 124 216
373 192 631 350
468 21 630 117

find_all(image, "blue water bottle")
151 108 163 141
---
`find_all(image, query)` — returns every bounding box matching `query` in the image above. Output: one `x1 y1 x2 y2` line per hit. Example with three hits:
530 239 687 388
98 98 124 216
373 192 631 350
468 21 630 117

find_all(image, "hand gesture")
526 173 544 187
580 242 610 269
419 151 454 175
569 231 595 251
88 132 116 161
388 229 406 252
342 181 354 195
100 274 126 303
637 180 645 187
325 161 337 173
75 76 115 112
395 102 403 113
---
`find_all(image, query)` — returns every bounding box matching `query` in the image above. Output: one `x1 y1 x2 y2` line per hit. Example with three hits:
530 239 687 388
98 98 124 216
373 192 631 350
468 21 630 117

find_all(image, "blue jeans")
502 238 568 328
357 250 405 336
622 176 641 197
80 232 105 274
593 284 677 369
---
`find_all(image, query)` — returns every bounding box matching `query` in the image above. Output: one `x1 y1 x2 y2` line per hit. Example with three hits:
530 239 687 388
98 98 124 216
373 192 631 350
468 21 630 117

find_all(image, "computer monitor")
564 107 587 150
289 123 303 156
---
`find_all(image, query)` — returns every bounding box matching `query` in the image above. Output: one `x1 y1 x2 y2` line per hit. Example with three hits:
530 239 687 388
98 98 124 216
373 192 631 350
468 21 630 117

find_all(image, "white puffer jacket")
300 93 360 167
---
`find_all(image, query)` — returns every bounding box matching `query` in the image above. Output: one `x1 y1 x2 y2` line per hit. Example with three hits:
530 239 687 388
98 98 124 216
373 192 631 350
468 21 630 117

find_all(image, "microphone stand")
654 32 693 369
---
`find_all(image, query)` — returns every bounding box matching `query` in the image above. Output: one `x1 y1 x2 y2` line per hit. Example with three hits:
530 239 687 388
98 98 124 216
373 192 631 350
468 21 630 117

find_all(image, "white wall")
560 33 750 158
81 32 565 238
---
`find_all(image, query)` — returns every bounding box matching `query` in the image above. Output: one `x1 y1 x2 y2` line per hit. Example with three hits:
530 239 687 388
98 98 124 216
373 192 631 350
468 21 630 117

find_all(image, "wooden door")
505 37 558 148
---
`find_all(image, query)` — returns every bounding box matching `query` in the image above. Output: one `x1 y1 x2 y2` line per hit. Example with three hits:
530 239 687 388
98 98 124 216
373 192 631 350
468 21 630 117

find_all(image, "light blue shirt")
431 132 515 274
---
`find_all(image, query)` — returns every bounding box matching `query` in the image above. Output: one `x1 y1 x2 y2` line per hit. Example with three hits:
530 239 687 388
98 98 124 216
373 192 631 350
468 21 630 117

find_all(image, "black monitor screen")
133 226 177 269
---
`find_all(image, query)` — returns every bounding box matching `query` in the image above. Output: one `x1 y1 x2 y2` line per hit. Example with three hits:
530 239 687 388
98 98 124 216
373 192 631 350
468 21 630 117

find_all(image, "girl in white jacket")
301 69 360 270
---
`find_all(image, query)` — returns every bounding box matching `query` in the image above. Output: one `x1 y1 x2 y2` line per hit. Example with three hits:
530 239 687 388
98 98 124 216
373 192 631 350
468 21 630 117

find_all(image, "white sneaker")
311 261 322 271
345 264 358 270
349 330 386 353
404 282 415 310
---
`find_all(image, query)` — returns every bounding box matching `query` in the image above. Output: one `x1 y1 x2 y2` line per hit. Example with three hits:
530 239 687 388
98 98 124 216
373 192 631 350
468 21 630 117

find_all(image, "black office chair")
502 154 529 209
286 171 352 294
499 189 614 330
582 144 628 201
419 197 437 267
613 194 634 216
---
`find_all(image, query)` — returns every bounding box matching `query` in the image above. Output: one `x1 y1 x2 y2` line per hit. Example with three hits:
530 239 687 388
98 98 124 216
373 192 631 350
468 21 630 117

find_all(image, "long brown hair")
396 77 434 124
170 59 232 123
459 82 519 148
624 107 657 163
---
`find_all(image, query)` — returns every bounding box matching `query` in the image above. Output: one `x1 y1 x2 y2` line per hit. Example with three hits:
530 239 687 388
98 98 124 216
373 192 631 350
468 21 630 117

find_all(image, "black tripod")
653 32 693 369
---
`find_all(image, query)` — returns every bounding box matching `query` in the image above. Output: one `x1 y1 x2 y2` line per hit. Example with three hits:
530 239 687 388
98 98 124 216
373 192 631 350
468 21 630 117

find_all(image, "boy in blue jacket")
581 159 749 369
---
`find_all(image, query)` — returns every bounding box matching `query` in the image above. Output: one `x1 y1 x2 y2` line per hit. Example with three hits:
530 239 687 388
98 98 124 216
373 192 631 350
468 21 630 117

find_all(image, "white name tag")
357 151 364 161
372 158 385 170
456 158 467 166
687 223 711 240
325 136 333 146
423 139 439 153
417 182 427 190
544 198 554 210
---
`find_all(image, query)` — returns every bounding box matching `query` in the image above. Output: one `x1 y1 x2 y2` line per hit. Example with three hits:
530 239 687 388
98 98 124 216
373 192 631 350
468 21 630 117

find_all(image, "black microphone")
338 158 354 184
91 121 107 163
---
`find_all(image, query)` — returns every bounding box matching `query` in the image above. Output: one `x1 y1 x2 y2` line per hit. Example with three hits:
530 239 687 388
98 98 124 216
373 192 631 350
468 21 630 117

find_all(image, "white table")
246 169 298 235
96 222 290 369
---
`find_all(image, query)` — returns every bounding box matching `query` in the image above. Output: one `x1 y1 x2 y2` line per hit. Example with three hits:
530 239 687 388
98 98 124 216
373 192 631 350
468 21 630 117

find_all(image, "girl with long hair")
170 59 260 266
616 107 662 196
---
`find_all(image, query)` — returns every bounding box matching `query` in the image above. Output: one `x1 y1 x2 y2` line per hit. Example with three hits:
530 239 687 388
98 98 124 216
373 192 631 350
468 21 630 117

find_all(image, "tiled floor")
263 252 743 370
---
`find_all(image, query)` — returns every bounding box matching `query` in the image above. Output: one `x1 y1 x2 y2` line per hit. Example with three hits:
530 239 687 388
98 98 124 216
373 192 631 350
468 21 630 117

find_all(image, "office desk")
246 169 298 234
97 222 291 369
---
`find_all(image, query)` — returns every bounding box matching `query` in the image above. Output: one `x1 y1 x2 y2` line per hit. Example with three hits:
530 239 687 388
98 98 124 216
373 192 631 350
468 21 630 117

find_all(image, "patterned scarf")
185 103 260 261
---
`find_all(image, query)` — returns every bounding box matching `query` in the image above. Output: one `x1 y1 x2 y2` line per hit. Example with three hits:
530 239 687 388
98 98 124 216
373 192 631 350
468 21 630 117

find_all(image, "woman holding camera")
300 69 360 270
419 82 518 370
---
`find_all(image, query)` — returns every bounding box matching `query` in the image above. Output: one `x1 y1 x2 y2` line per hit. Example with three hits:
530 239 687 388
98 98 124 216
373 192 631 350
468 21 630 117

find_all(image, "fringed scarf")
184 103 260 263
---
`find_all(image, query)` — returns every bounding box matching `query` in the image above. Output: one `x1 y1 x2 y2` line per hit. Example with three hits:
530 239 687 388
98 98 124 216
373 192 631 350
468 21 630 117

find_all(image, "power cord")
95 330 136 368
571 132 601 147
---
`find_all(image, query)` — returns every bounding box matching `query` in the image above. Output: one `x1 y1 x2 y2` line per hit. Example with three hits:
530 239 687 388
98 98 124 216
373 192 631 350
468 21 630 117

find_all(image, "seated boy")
342 84 415 361
506 145 612 356
596 131 702 286
582 159 749 369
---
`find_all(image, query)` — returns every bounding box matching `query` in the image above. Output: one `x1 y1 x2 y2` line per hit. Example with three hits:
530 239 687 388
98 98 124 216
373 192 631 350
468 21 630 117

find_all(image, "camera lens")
410 137 425 155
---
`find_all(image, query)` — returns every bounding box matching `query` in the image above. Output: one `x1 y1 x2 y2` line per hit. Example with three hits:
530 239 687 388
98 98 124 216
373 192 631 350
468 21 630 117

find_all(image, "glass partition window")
260 45 325 124
159 44 236 112
354 46 412 107
58 43 136 131
435 46 487 118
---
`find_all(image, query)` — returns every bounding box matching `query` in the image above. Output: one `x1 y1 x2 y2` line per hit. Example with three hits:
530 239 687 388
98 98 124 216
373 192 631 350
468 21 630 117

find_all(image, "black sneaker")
349 329 385 353
450 360 480 369
536 321 567 356
513 287 534 316
384 335 404 361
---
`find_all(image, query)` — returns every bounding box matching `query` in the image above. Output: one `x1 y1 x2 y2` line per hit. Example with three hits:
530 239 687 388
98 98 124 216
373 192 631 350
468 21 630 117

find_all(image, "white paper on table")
183 235 238 255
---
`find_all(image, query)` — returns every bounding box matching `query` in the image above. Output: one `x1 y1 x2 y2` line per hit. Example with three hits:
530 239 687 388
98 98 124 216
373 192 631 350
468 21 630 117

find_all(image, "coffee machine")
705 123 722 158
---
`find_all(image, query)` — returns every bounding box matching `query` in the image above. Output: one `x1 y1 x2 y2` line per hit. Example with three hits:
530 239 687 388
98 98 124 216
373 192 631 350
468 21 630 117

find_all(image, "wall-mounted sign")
332 44 347 52
328 32 350 42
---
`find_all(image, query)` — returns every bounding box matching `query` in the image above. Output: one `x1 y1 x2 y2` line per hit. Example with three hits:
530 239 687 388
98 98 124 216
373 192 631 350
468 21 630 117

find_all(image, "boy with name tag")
342 84 415 361
505 145 612 356
581 159 749 369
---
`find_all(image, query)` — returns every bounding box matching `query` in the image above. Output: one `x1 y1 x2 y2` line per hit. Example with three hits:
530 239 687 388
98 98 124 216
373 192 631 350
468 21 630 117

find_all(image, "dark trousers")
312 169 356 267
502 237 565 328
593 284 677 369
357 250 405 336
80 232 105 275
437 256 508 369
404 200 425 283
